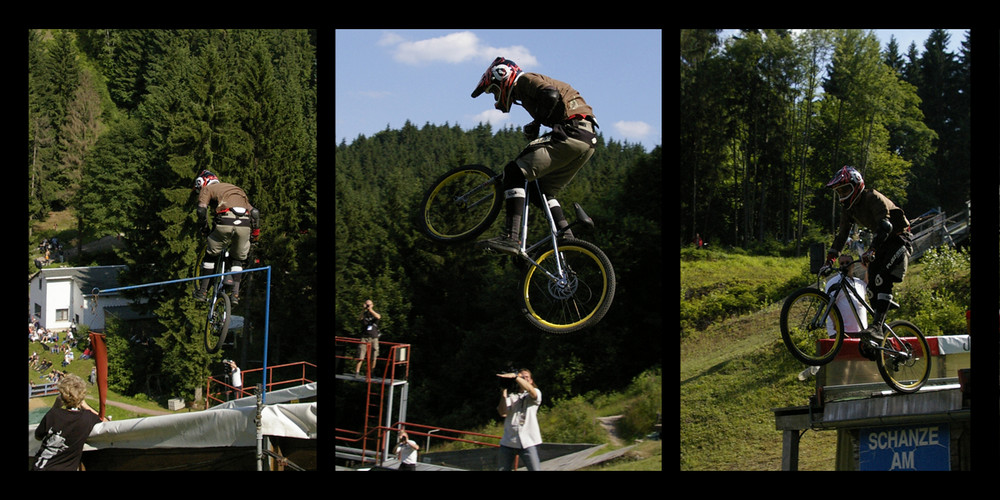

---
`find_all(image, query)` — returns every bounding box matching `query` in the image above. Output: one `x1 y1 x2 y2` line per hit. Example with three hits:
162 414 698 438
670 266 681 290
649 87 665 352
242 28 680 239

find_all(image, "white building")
28 265 145 331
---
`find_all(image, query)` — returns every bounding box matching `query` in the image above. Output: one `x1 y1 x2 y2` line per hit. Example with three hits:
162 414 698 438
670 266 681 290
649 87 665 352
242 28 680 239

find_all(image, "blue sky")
335 29 662 152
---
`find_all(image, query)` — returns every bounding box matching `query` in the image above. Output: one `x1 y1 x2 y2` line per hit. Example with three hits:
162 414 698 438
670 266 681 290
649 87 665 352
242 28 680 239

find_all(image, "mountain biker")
825 166 912 357
471 56 599 255
192 170 260 305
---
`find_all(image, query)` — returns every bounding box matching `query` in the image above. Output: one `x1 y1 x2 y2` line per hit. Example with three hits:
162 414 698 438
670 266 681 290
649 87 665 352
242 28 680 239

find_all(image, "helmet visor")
834 184 854 201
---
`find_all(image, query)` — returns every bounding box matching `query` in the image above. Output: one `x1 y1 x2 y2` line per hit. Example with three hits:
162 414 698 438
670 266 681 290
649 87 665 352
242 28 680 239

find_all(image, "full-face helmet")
826 166 865 209
193 170 220 191
471 57 524 113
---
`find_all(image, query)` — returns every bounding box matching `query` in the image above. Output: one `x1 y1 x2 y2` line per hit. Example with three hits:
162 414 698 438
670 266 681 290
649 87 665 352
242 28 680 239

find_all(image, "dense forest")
335 122 662 429
28 29 317 400
680 29 970 252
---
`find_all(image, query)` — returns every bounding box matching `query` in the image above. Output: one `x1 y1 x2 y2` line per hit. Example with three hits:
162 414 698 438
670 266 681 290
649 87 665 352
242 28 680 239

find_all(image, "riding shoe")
475 234 521 256
860 325 884 344
192 289 207 302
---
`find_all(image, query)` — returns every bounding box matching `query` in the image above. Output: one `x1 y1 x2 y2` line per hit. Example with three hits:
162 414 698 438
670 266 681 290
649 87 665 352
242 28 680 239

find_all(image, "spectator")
32 374 106 471
495 369 543 471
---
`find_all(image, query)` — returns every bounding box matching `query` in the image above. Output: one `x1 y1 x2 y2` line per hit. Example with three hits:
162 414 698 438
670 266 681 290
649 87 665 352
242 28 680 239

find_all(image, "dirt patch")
597 415 625 447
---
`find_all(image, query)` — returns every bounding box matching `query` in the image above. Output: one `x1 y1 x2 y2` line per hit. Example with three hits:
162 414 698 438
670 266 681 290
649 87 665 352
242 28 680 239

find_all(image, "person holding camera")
225 360 243 400
495 369 543 471
32 374 107 470
354 299 382 377
394 429 420 471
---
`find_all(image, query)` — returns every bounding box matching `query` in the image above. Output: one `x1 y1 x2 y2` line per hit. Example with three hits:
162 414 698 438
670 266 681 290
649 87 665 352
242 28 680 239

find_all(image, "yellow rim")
424 170 495 239
522 244 609 330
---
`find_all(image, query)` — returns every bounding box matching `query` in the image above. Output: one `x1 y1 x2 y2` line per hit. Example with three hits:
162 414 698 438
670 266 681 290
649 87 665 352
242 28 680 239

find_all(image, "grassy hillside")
679 245 970 471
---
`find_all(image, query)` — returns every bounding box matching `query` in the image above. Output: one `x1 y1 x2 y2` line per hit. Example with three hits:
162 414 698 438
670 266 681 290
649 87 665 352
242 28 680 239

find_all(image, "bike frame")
513 179 574 282
816 261 908 358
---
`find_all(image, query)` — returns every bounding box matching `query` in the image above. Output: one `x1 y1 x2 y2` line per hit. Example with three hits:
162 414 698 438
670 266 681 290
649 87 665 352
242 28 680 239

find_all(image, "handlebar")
818 258 864 278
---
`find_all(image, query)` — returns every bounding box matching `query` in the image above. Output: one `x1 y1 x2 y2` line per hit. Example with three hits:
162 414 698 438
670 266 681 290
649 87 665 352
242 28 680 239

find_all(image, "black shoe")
860 325 884 344
230 293 239 305
193 289 207 302
475 234 521 256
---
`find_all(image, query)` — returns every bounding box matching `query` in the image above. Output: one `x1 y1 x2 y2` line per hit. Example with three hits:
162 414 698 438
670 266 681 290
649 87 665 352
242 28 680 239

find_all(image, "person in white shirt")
394 430 419 471
496 369 542 471
227 360 243 399
825 253 868 337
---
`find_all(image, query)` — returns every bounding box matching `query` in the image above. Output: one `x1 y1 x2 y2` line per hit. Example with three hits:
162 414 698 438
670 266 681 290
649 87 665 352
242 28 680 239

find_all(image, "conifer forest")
680 29 970 252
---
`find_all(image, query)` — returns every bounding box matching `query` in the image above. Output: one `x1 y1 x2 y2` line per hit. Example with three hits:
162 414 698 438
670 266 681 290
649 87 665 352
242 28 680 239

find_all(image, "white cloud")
472 109 510 128
612 120 652 139
384 31 538 67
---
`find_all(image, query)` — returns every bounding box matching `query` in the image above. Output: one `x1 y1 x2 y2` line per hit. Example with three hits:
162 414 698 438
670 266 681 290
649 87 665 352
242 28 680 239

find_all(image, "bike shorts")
207 212 252 261
869 234 911 294
514 120 595 197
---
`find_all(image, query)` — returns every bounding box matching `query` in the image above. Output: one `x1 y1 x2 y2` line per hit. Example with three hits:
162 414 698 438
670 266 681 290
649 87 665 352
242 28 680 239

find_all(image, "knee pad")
501 161 526 190
504 187 525 200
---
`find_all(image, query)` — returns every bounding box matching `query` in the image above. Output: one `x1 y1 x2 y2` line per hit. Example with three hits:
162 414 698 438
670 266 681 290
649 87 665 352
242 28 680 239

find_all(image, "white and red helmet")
826 166 865 209
193 170 220 191
471 56 524 113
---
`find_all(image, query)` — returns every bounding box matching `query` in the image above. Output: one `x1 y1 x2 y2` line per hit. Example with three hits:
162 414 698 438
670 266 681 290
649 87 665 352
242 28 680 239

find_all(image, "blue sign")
859 424 950 471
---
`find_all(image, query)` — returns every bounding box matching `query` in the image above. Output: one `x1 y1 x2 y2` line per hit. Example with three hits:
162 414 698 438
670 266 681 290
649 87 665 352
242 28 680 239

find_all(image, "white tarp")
936 334 970 355
29 383 316 456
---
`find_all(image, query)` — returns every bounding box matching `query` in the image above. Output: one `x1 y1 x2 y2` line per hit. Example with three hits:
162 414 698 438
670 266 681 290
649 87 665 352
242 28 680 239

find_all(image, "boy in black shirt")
32 374 105 471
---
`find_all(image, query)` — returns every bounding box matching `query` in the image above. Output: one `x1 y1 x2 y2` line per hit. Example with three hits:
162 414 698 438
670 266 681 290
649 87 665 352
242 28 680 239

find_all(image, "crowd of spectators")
29 316 92 396
34 237 65 268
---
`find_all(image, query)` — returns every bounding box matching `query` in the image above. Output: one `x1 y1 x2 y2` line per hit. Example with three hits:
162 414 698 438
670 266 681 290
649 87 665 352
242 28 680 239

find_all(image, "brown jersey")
198 182 253 213
512 73 595 127
832 188 909 252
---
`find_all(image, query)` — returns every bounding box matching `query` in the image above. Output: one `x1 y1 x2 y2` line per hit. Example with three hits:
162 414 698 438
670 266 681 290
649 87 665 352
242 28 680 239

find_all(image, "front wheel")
205 292 232 354
418 164 502 243
877 320 931 393
780 287 844 365
519 238 615 333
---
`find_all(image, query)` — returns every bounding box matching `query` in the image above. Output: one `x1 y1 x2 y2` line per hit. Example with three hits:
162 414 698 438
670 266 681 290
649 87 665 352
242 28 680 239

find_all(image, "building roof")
31 265 126 295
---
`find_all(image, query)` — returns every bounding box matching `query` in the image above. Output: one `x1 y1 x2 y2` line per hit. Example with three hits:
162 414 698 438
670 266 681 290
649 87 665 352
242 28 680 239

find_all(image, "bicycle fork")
514 181 566 282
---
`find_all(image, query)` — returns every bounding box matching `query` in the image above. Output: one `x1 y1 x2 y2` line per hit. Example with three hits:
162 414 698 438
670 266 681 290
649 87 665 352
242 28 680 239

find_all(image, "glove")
862 249 875 266
523 121 540 141
826 251 838 268
250 228 260 243
201 224 212 237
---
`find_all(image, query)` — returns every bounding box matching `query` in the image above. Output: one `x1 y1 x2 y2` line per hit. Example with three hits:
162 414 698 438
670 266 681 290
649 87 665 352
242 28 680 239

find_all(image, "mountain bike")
779 259 931 393
418 164 615 333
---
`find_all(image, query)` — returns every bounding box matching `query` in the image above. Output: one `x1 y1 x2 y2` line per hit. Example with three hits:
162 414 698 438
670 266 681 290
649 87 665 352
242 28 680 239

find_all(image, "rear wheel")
519 238 615 333
418 165 502 243
877 320 931 393
780 288 843 365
